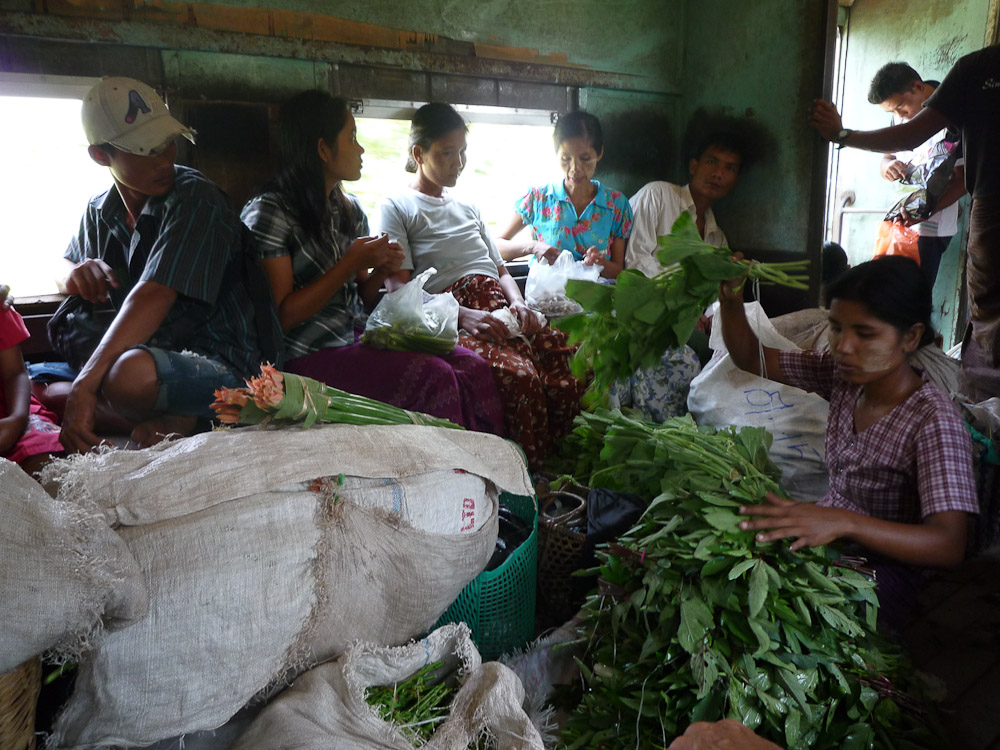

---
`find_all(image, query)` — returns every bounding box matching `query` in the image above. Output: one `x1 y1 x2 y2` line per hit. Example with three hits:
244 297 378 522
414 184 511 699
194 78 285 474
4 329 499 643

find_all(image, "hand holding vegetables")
557 212 809 395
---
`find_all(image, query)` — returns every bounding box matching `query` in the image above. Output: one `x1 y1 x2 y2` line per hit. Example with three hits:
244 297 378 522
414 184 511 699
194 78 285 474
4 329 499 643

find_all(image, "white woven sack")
43 423 531 528
319 470 491 535
688 302 831 503
230 623 544 750
0 459 145 673
48 426 530 748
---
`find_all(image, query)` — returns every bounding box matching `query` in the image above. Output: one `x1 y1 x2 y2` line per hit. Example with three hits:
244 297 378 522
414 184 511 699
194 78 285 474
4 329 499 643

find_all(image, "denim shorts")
137 346 245 418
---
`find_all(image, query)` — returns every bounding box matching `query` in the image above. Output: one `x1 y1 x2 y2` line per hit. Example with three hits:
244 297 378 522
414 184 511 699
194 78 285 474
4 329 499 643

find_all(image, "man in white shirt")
867 62 965 288
610 133 743 422
625 133 743 277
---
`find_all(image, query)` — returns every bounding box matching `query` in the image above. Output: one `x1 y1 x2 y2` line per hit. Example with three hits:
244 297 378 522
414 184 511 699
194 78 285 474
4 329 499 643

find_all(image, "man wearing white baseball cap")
56 76 282 452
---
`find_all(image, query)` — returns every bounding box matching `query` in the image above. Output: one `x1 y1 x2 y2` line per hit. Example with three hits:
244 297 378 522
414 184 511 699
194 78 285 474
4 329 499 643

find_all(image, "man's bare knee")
103 349 160 416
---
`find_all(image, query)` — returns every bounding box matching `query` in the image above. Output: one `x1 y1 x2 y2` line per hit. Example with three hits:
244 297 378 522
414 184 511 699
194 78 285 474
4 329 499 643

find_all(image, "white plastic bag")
687 302 831 503
363 267 459 355
524 250 602 319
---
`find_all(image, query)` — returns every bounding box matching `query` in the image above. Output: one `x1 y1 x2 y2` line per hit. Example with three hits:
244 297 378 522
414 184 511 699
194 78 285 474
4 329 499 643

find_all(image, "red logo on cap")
125 90 152 124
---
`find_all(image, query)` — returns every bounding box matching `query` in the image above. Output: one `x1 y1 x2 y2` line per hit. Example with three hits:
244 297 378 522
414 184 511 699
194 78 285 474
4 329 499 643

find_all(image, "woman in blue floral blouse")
495 111 632 279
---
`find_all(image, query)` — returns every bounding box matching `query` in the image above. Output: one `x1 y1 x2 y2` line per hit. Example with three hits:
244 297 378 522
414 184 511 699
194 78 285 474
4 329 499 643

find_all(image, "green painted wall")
178 0 686 93
679 0 829 258
832 0 991 345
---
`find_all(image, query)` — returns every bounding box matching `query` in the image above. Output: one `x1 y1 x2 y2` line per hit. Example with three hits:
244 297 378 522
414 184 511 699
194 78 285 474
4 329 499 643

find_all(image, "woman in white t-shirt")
378 103 584 470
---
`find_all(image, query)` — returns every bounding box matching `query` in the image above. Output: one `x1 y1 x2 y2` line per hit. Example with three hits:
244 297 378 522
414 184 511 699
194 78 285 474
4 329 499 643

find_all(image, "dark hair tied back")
825 255 935 347
553 110 604 154
406 103 467 173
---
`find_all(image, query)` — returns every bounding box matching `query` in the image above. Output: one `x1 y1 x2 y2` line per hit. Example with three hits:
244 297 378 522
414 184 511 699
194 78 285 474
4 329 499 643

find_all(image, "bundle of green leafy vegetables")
555 212 809 395
366 660 488 747
362 313 457 356
550 409 945 750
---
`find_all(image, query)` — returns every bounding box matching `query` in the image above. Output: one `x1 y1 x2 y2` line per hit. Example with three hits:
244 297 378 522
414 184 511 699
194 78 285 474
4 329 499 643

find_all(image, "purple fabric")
285 342 505 435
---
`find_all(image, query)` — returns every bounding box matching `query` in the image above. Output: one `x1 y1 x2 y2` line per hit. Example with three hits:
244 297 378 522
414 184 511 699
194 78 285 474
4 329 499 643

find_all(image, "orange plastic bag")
873 220 920 264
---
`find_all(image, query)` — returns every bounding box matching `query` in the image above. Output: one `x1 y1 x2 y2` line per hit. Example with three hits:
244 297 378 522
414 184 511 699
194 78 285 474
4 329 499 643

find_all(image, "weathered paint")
3 0 685 93
0 10 665 93
680 0 829 265
831 0 991 345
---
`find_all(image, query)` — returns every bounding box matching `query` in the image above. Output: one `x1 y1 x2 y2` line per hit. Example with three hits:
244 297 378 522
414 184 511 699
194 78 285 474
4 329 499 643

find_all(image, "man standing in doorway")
867 62 965 289
811 44 1000 402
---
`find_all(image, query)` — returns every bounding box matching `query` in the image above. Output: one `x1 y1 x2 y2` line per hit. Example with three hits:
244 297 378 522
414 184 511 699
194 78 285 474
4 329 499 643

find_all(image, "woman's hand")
65 259 119 303
532 242 561 265
346 233 395 271
582 246 606 267
0 284 12 310
374 241 406 276
459 306 509 343
511 301 542 335
739 492 853 551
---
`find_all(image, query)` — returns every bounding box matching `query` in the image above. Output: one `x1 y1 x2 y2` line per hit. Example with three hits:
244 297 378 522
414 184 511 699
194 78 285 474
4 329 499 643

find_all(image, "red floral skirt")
444 275 584 470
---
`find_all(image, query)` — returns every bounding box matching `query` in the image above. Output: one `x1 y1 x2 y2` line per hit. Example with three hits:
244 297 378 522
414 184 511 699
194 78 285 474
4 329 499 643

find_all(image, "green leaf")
703 508 740 532
792 595 813 627
686 252 744 281
700 556 730 577
749 560 769 617
611 270 658 323
784 708 802 749
728 559 757 580
655 212 708 266
565 279 615 313
748 617 771 655
840 723 875 750
679 596 714 654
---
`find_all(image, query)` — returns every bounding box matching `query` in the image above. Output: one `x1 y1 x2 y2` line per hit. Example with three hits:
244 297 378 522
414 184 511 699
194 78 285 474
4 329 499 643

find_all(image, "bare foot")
130 415 199 449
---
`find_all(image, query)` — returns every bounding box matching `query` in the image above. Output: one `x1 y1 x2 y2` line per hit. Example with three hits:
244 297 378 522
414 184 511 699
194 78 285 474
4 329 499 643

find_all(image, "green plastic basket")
434 492 537 661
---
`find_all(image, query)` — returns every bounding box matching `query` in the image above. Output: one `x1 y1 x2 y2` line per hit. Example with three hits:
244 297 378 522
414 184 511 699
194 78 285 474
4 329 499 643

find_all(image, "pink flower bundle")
211 364 462 430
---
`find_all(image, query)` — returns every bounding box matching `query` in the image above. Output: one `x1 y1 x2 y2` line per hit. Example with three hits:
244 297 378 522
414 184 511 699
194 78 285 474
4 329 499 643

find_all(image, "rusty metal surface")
0 11 674 93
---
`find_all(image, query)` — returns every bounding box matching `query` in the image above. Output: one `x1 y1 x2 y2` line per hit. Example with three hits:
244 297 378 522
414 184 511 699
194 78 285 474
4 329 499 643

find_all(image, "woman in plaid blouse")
242 92 504 434
719 255 977 628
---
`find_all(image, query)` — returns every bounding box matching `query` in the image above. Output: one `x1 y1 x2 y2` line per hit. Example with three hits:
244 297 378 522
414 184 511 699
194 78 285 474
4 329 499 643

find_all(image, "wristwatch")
834 128 853 147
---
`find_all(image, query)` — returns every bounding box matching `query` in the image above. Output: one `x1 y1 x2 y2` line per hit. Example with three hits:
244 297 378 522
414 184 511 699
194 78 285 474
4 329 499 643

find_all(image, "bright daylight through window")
351 116 554 241
0 89 554 299
1 94 108 298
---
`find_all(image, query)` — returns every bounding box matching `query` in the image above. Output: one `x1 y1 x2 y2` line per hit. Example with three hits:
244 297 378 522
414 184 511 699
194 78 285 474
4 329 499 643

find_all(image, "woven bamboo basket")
0 656 40 750
536 485 589 626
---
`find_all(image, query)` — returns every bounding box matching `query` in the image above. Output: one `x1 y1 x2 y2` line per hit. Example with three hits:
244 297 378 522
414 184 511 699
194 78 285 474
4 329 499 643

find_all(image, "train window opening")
0 79 559 300
0 80 107 299
352 106 556 251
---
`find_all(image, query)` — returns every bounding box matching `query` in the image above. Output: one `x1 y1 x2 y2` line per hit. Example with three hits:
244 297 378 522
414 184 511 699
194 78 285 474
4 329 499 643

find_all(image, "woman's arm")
739 492 968 568
718 270 785 382
495 212 559 263
263 235 394 332
0 345 30 454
